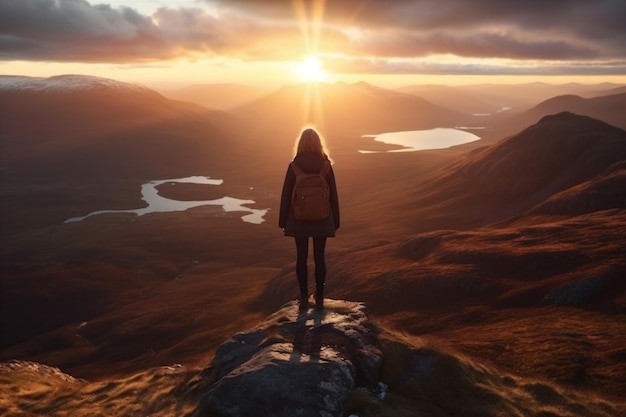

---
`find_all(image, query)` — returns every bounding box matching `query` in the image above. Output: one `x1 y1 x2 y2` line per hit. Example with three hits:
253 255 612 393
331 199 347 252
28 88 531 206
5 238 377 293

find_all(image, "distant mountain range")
3 74 624 181
3 74 624 225
518 93 626 131
398 82 625 114
231 81 465 136
159 83 269 111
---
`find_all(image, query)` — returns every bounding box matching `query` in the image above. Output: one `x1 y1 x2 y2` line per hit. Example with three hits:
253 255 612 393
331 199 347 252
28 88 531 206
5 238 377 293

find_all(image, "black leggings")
295 237 326 297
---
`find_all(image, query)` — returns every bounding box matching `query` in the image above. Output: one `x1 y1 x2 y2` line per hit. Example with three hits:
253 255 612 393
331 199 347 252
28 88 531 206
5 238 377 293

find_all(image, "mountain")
522 93 626 130
396 82 621 115
159 83 270 110
0 74 267 237
397 84 514 115
332 112 626 236
531 160 626 216
481 92 626 141
587 85 626 97
0 75 246 181
398 112 626 229
232 81 465 137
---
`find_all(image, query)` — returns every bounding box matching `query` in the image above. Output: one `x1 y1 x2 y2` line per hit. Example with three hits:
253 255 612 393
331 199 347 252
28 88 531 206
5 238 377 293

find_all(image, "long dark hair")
294 127 330 160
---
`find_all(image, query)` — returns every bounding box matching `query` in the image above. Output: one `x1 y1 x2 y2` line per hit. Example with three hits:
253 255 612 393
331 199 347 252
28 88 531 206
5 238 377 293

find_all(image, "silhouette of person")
279 127 340 310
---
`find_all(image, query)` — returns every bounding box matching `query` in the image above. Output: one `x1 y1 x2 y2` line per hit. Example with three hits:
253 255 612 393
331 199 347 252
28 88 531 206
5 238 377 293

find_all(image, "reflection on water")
65 176 268 224
360 127 481 153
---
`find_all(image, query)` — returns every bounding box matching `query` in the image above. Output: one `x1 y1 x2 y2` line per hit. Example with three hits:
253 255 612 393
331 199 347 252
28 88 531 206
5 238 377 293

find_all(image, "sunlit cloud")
1 0 626 77
325 55 626 76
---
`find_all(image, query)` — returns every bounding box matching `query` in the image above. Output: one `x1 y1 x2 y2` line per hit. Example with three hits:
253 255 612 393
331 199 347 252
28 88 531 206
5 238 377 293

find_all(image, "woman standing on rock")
279 127 340 310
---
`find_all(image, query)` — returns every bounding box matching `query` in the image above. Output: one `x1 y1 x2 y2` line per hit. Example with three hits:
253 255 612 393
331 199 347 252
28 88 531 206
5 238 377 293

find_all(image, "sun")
293 56 330 83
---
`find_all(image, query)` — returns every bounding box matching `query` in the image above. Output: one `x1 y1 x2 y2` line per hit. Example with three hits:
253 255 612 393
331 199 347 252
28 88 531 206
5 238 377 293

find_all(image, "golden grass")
344 331 626 417
0 361 202 417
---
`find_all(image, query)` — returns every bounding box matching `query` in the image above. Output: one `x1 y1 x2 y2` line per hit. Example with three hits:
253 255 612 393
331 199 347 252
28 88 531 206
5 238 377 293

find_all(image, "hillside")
4 299 624 416
262 114 626 401
0 75 268 236
391 112 626 230
0 75 245 181
159 83 269 110
482 93 626 141
522 93 626 131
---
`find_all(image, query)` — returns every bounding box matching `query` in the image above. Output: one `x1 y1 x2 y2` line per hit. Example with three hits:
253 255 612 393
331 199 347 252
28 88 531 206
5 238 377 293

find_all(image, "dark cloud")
0 0 346 62
352 30 598 60
1 0 625 75
0 0 169 61
327 56 626 76
209 0 626 58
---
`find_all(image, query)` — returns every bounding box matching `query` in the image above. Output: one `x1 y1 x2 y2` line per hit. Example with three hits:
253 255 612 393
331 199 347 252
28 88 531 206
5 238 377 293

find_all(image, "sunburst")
294 55 330 83
291 0 329 127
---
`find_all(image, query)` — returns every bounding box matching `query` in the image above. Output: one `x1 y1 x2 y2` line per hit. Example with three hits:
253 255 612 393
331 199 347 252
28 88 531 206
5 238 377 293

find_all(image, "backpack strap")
290 161 304 176
291 160 331 177
320 160 331 177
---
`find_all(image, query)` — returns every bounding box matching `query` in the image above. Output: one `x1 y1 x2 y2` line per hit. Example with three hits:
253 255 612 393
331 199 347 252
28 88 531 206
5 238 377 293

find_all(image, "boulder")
199 299 382 417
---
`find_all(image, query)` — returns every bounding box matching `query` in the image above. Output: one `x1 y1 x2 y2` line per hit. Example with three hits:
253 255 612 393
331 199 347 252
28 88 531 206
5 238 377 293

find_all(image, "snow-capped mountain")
0 74 153 94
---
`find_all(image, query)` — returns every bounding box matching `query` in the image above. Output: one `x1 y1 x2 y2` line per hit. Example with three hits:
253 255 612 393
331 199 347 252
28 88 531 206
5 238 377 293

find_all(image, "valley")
1 75 625 416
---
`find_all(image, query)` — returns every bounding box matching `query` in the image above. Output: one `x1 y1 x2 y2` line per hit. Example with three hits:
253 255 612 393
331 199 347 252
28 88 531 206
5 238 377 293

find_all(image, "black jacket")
279 152 340 237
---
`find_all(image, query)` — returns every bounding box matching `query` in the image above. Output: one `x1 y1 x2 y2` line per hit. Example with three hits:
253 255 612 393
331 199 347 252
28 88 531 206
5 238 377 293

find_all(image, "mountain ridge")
0 74 155 94
396 112 626 230
232 81 466 136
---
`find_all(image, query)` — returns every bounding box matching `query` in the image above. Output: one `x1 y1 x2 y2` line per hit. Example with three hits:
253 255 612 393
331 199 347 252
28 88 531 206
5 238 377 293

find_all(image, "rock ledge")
199 299 382 417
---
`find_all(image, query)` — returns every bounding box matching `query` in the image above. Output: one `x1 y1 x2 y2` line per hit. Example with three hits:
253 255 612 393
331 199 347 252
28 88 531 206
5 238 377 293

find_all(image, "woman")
279 127 340 310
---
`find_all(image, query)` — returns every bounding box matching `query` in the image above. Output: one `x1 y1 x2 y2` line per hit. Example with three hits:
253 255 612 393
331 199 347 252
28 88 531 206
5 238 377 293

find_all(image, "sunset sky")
2 0 626 88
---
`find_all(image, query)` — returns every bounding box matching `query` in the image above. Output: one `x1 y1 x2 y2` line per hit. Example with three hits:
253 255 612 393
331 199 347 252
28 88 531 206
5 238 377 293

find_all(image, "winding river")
65 176 268 224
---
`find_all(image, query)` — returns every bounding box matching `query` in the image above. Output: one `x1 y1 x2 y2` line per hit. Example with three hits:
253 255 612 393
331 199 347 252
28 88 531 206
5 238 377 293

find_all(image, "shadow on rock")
197 299 382 417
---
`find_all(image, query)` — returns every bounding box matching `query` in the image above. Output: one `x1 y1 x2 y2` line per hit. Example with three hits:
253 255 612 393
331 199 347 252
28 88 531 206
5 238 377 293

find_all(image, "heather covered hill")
395 112 626 230
265 200 626 400
532 161 626 216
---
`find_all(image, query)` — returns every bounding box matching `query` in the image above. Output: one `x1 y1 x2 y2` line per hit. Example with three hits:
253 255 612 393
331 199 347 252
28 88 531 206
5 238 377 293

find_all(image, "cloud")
0 0 168 61
1 0 625 76
326 56 626 76
0 0 346 62
209 0 626 59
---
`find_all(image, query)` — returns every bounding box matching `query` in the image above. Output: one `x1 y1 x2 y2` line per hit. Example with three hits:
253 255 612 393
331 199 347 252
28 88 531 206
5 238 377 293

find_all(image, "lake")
65 176 268 224
361 127 481 153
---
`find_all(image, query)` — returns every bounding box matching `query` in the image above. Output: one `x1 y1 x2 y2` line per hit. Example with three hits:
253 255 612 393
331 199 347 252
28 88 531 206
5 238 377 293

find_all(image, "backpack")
290 161 331 221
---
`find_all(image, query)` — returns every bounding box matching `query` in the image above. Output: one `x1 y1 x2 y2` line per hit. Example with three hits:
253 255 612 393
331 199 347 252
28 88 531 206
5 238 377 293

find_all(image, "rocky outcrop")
195 298 626 417
198 299 382 417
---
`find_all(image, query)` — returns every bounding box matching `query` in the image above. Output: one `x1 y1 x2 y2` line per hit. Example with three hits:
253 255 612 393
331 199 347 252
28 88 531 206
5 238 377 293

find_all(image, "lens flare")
295 55 329 83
